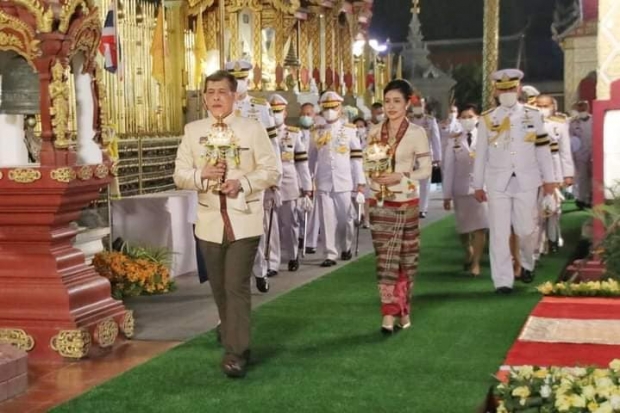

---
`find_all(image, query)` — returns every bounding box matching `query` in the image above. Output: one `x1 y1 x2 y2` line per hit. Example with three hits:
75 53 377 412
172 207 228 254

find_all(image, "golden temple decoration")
12 0 54 33
120 310 135 338
0 328 35 352
227 0 262 13
50 167 77 183
228 12 239 60
0 10 41 69
68 11 101 71
59 0 93 33
94 164 109 179
186 0 215 15
269 0 300 15
50 329 91 359
49 61 71 149
205 11 217 51
8 168 41 183
94 318 118 348
252 10 262 76
77 165 94 180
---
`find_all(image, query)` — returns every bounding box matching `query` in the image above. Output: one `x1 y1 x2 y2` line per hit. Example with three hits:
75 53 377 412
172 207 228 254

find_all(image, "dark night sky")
368 0 563 80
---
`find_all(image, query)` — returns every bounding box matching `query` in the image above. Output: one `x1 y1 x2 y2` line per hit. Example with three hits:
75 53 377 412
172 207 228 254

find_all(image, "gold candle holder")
203 115 240 193
363 140 394 207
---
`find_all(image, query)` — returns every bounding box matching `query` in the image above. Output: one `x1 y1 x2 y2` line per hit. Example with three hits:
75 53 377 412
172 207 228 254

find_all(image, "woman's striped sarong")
369 199 420 316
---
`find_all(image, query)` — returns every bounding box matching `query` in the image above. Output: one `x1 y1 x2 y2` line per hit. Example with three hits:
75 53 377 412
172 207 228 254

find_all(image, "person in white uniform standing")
269 94 313 272
298 103 320 254
473 69 556 294
569 100 593 209
535 94 575 253
442 103 489 277
410 96 441 218
225 59 279 293
308 91 366 267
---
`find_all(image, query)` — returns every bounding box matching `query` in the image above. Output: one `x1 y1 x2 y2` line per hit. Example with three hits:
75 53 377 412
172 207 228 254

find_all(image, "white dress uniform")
439 117 461 157
442 128 489 234
225 60 280 280
473 70 555 289
537 114 575 248
276 123 312 264
569 114 593 205
411 114 442 214
299 126 321 251
308 93 365 264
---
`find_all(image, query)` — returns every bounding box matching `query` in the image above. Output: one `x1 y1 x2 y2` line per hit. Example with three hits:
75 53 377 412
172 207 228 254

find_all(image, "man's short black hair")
301 102 315 110
352 117 367 127
459 103 479 115
371 102 383 109
203 70 237 93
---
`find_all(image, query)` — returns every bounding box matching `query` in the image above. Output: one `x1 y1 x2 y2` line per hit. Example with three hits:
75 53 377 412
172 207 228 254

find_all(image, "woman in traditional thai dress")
366 80 431 334
442 104 489 277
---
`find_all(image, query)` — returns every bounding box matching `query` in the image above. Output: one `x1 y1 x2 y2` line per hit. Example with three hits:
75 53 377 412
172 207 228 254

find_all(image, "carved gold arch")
227 0 263 13
0 9 41 70
59 0 95 33
66 9 101 73
11 0 54 33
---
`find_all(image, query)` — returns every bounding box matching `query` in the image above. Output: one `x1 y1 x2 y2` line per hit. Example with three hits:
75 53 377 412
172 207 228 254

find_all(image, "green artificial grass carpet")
52 207 588 413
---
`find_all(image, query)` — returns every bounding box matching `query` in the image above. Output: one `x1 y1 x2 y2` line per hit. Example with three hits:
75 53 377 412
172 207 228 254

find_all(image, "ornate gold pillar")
299 20 309 90
597 0 620 100
342 24 353 95
482 0 500 110
228 12 239 61
324 11 334 89
166 0 184 134
206 9 218 52
310 15 321 88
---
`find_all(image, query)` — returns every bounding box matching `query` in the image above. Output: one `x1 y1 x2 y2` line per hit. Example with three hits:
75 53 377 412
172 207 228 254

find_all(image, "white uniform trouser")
306 196 320 249
487 177 538 289
575 159 592 204
279 200 300 262
419 177 431 213
253 205 280 277
318 191 352 260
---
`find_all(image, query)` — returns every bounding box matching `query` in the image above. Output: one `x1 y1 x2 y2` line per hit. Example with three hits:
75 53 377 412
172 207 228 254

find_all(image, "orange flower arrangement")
94 250 174 299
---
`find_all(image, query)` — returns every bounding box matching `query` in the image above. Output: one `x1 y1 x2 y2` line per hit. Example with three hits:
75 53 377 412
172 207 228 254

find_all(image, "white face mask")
357 127 367 136
450 112 458 121
236 79 248 95
412 107 424 116
273 112 285 126
459 118 477 132
498 92 518 108
578 111 589 119
375 114 385 123
539 108 553 119
323 109 340 122
299 115 314 128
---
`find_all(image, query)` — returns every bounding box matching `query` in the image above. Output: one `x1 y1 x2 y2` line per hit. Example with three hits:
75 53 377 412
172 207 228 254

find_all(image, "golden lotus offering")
363 140 394 207
203 116 240 193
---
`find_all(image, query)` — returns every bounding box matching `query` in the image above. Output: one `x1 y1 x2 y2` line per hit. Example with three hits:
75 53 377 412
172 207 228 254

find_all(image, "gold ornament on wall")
0 328 35 351
49 61 72 149
50 167 77 183
93 318 118 348
50 329 91 359
59 0 93 33
94 164 109 179
0 10 41 70
120 310 135 338
8 168 42 183
78 165 94 180
11 0 54 33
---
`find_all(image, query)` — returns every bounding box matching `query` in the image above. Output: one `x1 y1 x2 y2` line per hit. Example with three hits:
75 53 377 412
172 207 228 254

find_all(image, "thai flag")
99 2 121 75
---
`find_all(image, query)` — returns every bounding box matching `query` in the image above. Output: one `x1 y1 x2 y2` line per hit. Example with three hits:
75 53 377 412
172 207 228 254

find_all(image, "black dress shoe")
305 247 316 254
222 359 247 378
320 259 336 267
520 269 535 284
495 287 513 294
419 212 427 218
255 276 270 293
548 241 559 253
340 250 352 261
288 259 299 272
266 270 278 278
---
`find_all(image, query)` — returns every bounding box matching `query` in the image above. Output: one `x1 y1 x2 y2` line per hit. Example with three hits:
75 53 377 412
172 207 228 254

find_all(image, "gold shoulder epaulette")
555 111 568 118
250 97 267 105
481 108 494 116
424 114 435 120
549 115 566 123
344 123 356 128
287 125 300 132
524 104 540 111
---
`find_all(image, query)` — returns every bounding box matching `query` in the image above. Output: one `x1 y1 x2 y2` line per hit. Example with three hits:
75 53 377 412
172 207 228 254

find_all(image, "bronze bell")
0 54 40 115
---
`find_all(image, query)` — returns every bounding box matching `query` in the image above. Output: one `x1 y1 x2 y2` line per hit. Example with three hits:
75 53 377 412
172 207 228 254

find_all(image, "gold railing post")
482 0 500 110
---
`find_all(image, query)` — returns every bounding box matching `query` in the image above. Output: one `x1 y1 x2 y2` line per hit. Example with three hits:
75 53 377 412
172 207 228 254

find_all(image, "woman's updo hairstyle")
383 79 414 102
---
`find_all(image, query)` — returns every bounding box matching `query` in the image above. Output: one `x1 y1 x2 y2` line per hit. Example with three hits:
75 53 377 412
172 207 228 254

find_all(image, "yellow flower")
516 366 534 380
533 368 549 379
537 281 554 295
582 385 596 400
512 385 531 399
588 401 599 412
555 394 572 412
609 359 620 372
496 402 508 413
571 394 587 409
593 402 613 413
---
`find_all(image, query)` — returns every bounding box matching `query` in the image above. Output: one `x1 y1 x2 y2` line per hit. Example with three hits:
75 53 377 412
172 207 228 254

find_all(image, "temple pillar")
563 35 597 107
482 0 499 110
597 0 620 100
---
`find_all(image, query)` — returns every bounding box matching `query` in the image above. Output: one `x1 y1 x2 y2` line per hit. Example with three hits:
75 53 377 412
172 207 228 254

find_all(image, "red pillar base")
0 165 133 362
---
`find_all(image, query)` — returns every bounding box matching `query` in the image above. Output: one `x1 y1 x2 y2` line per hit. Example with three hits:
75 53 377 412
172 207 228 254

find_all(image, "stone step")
0 344 28 403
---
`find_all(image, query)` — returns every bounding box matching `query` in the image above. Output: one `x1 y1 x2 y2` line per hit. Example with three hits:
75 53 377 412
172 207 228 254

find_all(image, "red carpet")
501 297 620 370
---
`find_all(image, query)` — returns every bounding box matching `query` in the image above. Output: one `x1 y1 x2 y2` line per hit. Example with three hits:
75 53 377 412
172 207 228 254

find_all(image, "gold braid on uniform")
294 151 308 162
550 142 559 153
266 126 277 139
416 152 431 158
350 149 363 159
535 134 550 147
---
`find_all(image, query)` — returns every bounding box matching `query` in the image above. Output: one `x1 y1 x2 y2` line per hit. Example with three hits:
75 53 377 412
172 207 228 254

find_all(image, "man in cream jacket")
174 70 280 378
